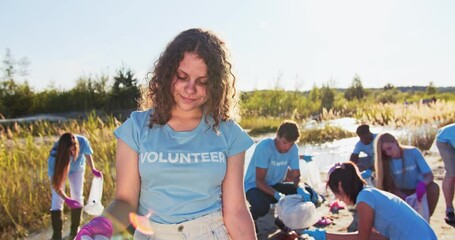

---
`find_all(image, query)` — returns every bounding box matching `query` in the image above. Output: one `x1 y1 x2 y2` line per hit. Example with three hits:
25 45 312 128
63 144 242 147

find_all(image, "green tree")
0 49 33 117
426 81 437 95
383 83 395 91
108 67 140 110
344 75 365 100
320 84 334 110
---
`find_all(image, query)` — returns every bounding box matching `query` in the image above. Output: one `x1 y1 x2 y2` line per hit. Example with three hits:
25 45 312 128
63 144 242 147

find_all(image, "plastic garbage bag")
83 176 104 216
405 193 430 222
300 160 324 194
276 194 320 230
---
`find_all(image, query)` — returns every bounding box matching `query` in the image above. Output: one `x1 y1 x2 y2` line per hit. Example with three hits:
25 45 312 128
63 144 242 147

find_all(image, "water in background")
244 117 434 193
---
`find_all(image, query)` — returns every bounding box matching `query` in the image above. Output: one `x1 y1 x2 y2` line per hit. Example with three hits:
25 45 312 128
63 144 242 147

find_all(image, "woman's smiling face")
171 52 208 114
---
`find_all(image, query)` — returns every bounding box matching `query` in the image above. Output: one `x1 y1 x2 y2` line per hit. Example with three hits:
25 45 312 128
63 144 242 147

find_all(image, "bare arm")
290 169 300 187
326 202 387 240
421 171 434 185
222 152 257 240
85 154 98 172
102 139 140 233
255 168 277 197
357 202 375 240
326 231 388 240
350 153 360 164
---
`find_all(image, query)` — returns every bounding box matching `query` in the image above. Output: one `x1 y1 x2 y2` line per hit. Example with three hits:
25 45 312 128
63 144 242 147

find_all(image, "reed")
0 113 120 238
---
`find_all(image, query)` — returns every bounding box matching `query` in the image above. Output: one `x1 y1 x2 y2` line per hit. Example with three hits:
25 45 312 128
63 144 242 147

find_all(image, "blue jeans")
246 182 297 220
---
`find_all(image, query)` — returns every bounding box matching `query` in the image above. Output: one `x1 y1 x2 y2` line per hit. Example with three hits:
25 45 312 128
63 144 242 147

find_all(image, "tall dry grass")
1 101 454 237
0 113 120 238
356 100 455 150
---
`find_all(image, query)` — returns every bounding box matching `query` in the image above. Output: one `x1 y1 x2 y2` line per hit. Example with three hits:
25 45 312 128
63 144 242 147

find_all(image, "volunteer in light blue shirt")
115 110 253 224
350 124 377 171
76 28 258 239
326 162 436 240
47 133 101 240
436 123 455 224
374 132 440 219
244 120 310 228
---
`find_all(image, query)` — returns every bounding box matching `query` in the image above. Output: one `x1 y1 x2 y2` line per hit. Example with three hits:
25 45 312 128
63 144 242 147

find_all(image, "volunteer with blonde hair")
374 132 439 217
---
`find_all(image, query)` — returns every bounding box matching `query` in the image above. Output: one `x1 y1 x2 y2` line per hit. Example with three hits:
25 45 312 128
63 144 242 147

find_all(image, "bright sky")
1 0 454 92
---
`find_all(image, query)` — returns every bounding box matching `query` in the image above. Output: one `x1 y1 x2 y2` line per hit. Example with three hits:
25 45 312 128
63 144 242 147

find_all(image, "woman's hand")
75 216 113 240
92 169 103 178
64 197 83 209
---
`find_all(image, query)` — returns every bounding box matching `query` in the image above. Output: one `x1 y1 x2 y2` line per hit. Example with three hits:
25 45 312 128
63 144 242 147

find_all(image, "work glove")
416 181 427 202
75 216 113 240
360 169 372 179
274 192 285 201
302 155 313 162
64 197 83 209
302 228 326 240
92 169 102 178
297 187 311 202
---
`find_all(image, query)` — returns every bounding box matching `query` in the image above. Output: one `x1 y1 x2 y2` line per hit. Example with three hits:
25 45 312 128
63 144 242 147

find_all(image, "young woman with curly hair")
76 28 256 240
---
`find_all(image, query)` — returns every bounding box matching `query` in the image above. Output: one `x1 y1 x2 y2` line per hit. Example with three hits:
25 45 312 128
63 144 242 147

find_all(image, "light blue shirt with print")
244 138 299 192
436 123 455 148
352 133 377 157
48 135 93 176
357 186 436 240
389 147 431 190
114 109 253 224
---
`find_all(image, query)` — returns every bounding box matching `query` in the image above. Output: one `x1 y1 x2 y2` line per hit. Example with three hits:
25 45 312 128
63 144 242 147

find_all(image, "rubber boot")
69 208 83 239
50 210 63 240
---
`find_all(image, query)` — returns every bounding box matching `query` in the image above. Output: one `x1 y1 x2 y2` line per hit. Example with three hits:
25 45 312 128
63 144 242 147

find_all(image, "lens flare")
129 211 154 235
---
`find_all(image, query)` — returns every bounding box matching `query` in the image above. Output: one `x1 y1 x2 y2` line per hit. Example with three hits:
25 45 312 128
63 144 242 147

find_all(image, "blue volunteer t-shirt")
436 123 455 148
114 109 253 224
48 135 94 177
356 186 436 240
244 138 300 192
389 147 431 190
352 133 377 157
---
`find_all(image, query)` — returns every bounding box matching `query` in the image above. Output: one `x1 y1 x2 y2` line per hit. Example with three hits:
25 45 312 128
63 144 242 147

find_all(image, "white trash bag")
276 194 320 230
405 193 430 222
83 176 104 216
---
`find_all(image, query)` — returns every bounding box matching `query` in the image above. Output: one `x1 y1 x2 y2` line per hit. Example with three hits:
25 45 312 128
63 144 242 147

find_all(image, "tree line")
0 49 140 118
1 49 454 120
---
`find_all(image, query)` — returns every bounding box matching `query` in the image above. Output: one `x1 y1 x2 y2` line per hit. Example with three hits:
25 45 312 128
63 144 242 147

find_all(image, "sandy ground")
260 153 455 240
27 153 455 240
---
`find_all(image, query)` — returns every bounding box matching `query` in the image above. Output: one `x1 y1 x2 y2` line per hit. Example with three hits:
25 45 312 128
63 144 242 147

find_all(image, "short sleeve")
225 120 254 157
356 188 377 210
78 136 94 155
114 110 151 153
289 145 300 170
352 141 362 154
251 140 271 169
413 148 431 174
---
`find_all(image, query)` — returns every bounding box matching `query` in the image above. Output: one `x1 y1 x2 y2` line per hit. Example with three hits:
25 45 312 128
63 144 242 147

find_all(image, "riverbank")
259 152 455 240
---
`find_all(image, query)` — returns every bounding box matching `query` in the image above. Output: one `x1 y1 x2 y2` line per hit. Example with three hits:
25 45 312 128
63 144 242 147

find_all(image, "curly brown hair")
140 28 238 131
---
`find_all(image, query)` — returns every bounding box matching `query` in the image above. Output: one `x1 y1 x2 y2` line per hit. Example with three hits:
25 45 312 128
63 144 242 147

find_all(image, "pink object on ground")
316 216 332 226
329 200 346 212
